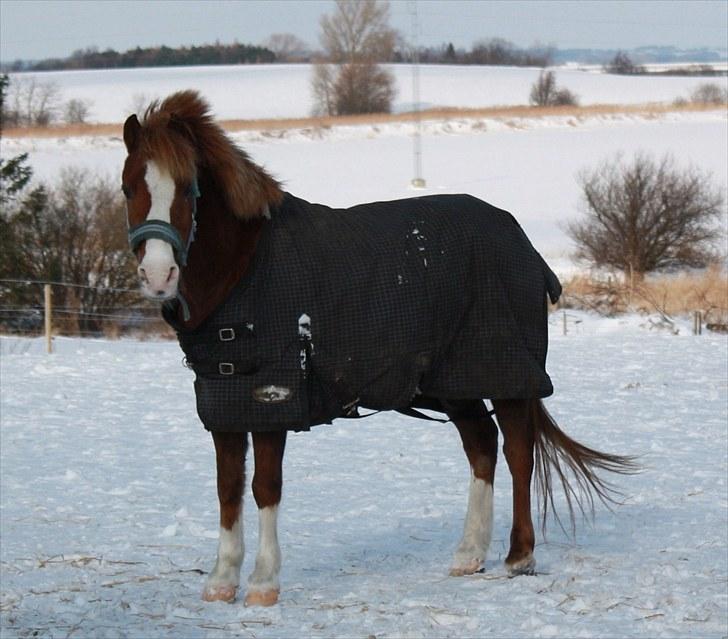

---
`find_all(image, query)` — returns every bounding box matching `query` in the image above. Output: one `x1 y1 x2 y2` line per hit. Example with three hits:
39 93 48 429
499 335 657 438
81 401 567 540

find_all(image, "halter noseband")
128 178 200 266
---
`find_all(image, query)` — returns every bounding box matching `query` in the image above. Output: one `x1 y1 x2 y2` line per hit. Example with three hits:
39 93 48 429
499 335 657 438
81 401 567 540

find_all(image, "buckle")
218 362 235 376
219 328 235 342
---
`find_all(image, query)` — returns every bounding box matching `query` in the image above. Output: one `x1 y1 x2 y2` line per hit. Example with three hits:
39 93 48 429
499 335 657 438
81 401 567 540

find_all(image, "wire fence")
0 278 172 341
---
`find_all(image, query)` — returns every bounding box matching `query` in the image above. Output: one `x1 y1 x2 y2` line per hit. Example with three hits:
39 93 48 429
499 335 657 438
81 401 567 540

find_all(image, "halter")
128 178 200 266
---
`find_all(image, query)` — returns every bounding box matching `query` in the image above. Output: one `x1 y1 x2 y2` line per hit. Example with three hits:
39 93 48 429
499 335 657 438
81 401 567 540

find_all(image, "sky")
1 0 727 63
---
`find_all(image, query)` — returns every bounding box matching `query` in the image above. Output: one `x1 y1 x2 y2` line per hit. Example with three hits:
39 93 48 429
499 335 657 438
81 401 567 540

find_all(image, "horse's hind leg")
203 431 248 602
492 398 536 575
447 399 499 576
245 430 287 607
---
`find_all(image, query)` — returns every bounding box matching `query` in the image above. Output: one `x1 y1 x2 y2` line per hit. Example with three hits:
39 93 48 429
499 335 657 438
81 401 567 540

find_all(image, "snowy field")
1 312 727 638
3 114 727 269
7 63 727 123
1 64 727 637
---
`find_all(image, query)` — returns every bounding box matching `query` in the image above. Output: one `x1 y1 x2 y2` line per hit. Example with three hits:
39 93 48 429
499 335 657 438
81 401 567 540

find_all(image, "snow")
1 63 727 637
1 312 726 637
7 64 726 123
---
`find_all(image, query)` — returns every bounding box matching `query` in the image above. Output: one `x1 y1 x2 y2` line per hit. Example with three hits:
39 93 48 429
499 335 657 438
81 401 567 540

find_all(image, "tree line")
8 42 276 72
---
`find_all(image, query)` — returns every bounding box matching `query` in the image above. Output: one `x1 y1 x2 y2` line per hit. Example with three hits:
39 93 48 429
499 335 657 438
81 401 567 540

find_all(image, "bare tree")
604 51 645 75
691 82 728 105
567 153 725 279
64 98 93 124
529 70 578 107
8 77 61 126
0 168 139 334
265 33 309 62
312 0 397 115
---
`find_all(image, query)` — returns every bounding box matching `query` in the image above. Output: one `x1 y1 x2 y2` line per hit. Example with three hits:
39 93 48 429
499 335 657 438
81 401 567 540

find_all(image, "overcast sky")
1 0 726 63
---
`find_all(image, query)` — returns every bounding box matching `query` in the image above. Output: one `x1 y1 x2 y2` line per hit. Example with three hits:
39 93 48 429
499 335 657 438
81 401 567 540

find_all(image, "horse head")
121 104 200 301
121 92 283 307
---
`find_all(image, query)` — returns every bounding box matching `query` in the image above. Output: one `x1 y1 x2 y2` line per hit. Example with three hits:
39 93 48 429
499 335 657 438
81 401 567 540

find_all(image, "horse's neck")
177 184 265 330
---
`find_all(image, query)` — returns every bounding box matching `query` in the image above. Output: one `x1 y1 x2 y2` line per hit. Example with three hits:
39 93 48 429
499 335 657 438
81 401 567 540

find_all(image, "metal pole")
44 284 52 354
410 1 425 189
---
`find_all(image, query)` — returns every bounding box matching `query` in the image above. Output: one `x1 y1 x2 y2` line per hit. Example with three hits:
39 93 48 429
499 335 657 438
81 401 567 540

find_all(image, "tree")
265 33 309 62
311 0 397 116
691 82 728 105
64 98 92 124
0 168 140 334
0 75 32 205
529 70 578 107
567 153 725 279
604 51 645 75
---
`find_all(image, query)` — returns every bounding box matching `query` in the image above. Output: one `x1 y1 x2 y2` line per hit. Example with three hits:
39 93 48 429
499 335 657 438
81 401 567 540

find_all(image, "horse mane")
138 90 283 219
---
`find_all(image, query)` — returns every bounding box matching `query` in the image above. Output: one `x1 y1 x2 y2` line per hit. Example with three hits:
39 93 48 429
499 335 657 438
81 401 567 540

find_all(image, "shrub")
691 82 728 105
567 153 725 279
529 70 579 107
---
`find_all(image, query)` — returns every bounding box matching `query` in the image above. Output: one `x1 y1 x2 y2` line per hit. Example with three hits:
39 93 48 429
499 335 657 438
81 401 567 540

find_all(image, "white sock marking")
206 516 244 591
452 476 493 572
248 505 281 593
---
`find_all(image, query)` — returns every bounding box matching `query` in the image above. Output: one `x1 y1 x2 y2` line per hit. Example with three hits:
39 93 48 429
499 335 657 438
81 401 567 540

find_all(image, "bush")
691 82 728 105
567 153 725 279
604 51 645 75
64 98 92 124
0 168 140 334
529 70 579 107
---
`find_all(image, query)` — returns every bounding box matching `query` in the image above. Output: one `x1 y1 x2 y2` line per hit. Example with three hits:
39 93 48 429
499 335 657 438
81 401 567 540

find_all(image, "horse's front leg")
245 430 287 607
202 431 248 602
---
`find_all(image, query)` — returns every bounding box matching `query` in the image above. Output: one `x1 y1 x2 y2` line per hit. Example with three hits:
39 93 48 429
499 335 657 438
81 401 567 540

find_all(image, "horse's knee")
252 473 282 509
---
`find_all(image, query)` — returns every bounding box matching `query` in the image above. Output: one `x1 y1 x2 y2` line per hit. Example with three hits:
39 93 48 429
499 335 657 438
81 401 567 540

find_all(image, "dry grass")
561 265 728 326
2 102 722 139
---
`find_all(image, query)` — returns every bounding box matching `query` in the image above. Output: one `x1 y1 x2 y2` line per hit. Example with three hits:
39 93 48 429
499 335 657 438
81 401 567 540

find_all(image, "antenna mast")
410 0 426 188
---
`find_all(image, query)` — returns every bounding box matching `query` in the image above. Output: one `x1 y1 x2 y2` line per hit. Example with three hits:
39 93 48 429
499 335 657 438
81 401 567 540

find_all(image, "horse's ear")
123 114 141 153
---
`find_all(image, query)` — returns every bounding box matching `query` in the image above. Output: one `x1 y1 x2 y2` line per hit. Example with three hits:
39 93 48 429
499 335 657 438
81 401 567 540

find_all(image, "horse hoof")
506 555 536 576
449 558 484 576
202 585 237 602
245 589 279 607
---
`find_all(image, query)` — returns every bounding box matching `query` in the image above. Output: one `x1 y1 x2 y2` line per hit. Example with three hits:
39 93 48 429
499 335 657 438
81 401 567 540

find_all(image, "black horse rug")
166 193 562 432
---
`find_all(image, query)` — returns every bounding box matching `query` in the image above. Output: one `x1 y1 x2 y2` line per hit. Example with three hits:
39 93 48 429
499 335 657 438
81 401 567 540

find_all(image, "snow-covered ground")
7 63 727 123
1 312 726 638
2 63 728 637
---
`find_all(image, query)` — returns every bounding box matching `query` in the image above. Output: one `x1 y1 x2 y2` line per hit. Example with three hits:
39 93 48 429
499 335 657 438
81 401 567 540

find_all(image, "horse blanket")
168 193 562 432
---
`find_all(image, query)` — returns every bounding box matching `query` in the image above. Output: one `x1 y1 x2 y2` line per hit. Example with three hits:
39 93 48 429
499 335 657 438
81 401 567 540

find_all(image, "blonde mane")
138 90 283 219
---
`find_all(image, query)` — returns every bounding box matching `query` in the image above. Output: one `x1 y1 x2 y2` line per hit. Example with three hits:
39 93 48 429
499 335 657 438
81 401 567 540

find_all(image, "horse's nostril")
166 266 179 283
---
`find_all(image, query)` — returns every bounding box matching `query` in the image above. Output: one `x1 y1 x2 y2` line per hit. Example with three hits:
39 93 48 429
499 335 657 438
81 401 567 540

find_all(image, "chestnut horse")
121 91 634 606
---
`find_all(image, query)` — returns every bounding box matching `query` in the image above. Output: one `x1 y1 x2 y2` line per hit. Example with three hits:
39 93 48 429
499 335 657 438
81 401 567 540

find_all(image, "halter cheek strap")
129 179 200 322
127 178 200 267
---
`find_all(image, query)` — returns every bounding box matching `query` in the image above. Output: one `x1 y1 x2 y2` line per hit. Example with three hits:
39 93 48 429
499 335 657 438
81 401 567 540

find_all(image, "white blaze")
139 161 179 296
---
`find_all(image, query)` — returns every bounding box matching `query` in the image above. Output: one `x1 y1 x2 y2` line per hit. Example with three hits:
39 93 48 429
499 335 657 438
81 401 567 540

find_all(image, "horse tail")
529 399 639 534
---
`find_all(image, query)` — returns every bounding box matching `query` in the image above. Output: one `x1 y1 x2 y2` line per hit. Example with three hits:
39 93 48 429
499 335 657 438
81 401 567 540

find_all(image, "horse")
121 90 635 607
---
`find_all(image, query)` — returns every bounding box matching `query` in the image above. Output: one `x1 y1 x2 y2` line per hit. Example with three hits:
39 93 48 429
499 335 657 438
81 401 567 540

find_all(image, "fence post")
44 284 53 354
693 310 702 336
563 310 567 336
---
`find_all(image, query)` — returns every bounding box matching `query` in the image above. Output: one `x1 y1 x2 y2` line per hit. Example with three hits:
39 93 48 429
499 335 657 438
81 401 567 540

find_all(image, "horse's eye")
121 185 132 199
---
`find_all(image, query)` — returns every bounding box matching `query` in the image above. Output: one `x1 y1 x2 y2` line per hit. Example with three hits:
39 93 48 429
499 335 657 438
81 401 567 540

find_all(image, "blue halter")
128 178 200 266
129 178 200 322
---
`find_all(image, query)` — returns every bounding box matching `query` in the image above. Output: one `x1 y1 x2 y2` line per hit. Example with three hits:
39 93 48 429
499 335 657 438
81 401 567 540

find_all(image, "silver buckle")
218 362 235 376
219 328 235 342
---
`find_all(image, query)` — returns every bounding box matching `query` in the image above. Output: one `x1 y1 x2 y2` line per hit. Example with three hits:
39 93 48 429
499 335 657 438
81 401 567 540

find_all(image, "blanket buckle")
218 362 235 375
219 328 235 341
